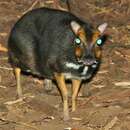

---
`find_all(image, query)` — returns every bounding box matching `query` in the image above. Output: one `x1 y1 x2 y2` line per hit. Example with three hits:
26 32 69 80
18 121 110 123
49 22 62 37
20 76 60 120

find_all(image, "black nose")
84 59 97 66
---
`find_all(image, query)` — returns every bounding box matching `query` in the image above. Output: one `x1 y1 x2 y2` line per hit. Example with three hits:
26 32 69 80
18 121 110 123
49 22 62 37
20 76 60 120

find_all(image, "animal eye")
74 38 81 45
96 38 103 46
96 35 107 46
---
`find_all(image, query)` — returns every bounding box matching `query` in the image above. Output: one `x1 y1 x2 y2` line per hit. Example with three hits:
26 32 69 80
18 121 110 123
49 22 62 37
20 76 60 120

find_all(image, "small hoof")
17 93 23 99
63 115 70 121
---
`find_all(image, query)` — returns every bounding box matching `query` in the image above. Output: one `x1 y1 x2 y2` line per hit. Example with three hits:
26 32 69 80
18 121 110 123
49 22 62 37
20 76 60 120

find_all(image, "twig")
64 128 79 130
0 32 7 37
45 0 54 4
0 85 7 89
0 66 13 71
53 0 68 11
16 121 41 130
72 117 82 121
0 118 41 130
4 95 35 105
114 81 130 87
56 5 68 11
103 116 119 130
93 85 105 88
85 3 113 14
98 70 108 74
22 0 39 15
64 127 72 130
4 98 24 105
0 2 8 5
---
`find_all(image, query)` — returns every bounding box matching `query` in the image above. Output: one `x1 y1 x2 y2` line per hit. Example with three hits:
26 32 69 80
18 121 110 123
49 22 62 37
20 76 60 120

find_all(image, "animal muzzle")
83 59 97 66
78 58 98 69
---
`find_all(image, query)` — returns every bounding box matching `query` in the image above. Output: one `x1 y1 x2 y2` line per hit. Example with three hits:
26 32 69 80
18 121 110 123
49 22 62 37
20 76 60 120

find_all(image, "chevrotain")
8 7 108 120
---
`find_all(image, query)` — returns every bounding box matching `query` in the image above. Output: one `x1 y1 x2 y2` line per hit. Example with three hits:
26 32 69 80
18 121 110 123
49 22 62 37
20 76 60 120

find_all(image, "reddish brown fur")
74 27 87 60
92 31 102 59
75 27 102 60
94 45 102 59
75 46 83 58
78 28 86 44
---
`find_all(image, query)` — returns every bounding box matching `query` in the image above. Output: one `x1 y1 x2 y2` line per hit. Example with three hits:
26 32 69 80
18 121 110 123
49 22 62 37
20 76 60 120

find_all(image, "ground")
0 0 130 130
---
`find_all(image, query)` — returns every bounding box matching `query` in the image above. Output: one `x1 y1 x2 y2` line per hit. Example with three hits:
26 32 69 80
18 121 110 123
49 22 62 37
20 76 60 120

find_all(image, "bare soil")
0 0 130 130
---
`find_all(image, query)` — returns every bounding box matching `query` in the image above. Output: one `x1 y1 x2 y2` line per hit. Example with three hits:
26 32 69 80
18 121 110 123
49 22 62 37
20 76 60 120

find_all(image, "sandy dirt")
0 0 130 130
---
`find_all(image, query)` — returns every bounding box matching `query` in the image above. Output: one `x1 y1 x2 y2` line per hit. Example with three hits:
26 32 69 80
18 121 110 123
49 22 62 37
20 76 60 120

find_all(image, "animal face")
70 21 107 67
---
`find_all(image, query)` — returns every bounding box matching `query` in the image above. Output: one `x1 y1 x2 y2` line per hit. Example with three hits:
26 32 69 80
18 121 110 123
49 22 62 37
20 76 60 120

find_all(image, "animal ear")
98 23 108 33
70 21 81 34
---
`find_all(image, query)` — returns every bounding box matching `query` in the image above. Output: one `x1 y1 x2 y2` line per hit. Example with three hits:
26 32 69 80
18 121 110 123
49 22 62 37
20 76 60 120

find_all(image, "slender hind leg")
14 67 22 97
44 79 53 92
72 79 81 112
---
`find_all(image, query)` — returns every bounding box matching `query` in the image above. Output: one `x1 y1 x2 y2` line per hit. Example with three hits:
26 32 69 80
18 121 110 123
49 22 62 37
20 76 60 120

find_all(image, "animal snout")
78 57 98 66
83 59 97 66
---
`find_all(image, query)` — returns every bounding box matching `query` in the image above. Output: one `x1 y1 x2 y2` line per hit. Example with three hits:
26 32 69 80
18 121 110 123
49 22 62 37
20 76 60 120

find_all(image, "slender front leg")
54 73 69 121
72 79 81 112
14 67 22 97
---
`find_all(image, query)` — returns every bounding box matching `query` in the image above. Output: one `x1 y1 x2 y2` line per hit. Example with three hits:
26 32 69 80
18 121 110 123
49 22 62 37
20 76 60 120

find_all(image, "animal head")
70 21 108 67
